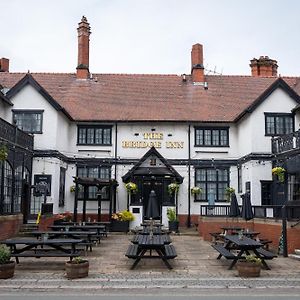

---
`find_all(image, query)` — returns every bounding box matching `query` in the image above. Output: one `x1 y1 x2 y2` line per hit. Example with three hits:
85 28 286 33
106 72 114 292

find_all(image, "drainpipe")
113 122 118 213
187 124 191 227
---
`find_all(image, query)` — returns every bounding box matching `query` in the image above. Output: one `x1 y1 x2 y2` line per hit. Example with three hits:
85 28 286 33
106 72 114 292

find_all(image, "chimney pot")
0 58 9 72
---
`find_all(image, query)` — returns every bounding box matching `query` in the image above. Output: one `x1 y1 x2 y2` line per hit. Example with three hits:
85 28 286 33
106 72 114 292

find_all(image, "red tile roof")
0 72 299 122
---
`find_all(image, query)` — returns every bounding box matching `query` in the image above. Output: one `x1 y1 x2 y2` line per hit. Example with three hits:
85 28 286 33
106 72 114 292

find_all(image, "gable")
6 74 73 120
234 78 300 122
122 147 183 183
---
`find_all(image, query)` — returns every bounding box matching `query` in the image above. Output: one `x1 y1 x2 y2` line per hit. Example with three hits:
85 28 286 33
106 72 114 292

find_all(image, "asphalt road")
1 289 300 299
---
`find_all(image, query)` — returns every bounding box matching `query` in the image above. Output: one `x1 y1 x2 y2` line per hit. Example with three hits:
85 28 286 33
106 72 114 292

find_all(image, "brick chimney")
0 58 9 72
76 16 91 79
250 56 278 77
191 44 205 83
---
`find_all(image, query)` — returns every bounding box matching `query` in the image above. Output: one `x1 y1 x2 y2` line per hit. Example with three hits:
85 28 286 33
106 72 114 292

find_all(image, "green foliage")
111 210 135 221
167 208 178 222
125 182 138 194
0 144 8 161
191 186 202 195
0 245 11 264
168 183 179 195
225 187 235 202
245 255 262 265
72 256 88 264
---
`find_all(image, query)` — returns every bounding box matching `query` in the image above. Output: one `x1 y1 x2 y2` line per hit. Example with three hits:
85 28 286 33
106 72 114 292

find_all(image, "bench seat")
125 244 139 259
164 245 177 259
256 248 277 259
212 244 236 259
11 250 81 259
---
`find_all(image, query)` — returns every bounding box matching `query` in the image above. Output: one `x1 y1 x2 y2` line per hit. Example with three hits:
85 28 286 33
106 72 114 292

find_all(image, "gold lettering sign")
121 132 183 149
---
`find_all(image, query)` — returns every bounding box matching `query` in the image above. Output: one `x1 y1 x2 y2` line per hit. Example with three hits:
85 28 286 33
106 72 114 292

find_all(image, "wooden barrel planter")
237 261 261 277
0 261 15 279
65 260 89 279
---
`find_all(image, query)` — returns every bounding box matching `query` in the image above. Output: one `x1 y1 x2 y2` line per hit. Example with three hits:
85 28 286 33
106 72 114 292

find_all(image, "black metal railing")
200 205 296 219
272 130 300 155
0 118 33 149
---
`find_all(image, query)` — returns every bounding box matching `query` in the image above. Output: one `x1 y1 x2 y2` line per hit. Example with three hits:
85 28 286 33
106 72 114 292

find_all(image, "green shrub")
167 208 178 222
0 245 11 264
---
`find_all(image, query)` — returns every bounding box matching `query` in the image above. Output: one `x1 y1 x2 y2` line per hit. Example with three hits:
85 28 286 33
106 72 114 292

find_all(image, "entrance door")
142 178 164 219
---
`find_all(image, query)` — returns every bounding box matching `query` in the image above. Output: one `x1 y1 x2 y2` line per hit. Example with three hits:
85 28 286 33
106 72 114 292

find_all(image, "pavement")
1 228 300 293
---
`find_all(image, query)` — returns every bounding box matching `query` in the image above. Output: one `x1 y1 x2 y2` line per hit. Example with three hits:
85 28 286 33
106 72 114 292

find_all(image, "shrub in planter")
0 245 15 279
167 208 179 232
110 210 135 232
65 256 89 279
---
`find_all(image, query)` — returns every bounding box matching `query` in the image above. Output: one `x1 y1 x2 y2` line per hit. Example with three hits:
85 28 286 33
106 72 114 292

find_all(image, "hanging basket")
272 167 285 183
0 145 8 161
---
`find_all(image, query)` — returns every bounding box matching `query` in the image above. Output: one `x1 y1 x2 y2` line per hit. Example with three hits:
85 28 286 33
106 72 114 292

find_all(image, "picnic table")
49 224 106 241
212 234 276 270
30 231 97 251
125 234 177 270
0 238 83 264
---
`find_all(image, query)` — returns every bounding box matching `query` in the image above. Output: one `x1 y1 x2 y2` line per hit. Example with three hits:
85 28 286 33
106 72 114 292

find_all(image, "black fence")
272 130 300 155
200 204 300 220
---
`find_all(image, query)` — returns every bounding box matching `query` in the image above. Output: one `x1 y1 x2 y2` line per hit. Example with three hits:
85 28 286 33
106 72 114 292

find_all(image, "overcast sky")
1 0 299 76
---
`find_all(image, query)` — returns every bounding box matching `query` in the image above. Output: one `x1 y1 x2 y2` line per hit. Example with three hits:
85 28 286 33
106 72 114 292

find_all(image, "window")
13 110 43 133
77 166 111 200
195 127 229 147
265 113 294 136
195 168 229 202
77 126 112 145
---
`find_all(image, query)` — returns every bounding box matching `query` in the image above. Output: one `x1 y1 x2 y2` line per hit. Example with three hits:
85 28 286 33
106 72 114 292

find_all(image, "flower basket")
225 187 235 202
0 245 15 279
191 186 202 195
168 183 179 195
125 182 138 194
0 145 8 161
272 167 285 183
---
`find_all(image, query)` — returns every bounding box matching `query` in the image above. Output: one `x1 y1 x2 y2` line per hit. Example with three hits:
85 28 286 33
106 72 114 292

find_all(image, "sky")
1 0 300 76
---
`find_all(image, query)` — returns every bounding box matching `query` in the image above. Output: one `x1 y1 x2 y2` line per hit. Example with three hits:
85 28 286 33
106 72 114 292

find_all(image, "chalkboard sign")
34 174 52 196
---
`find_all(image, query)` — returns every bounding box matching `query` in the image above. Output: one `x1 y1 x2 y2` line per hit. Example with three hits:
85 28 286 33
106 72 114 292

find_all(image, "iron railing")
272 130 300 155
200 204 300 220
0 118 33 150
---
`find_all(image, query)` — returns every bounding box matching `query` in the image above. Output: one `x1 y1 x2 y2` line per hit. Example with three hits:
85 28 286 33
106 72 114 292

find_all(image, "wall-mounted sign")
122 132 184 149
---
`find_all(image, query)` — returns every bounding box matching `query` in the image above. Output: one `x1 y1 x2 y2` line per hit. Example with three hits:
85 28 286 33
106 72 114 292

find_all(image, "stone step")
18 223 39 235
288 254 300 261
295 249 300 255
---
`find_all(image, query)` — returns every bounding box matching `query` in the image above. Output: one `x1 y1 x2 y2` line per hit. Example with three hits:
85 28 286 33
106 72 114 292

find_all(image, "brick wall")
0 214 23 240
198 216 300 254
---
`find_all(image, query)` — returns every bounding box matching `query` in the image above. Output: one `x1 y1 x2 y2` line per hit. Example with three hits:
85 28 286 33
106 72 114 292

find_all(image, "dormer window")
12 110 43 133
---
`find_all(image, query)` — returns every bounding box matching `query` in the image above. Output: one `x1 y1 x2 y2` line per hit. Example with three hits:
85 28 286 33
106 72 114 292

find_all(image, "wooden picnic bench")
1 238 83 264
125 234 177 269
211 244 236 260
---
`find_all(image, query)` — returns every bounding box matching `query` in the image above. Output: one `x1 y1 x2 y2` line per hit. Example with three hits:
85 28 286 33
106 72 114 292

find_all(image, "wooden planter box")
65 261 89 279
0 261 15 279
110 220 129 232
237 261 261 277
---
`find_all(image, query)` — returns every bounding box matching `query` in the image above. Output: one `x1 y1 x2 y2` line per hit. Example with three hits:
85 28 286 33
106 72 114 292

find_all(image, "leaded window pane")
3 161 13 213
212 130 219 146
86 128 94 144
78 128 86 144
218 183 227 201
285 117 293 134
14 112 42 133
276 117 284 134
207 169 217 181
220 130 228 146
95 129 103 144
204 130 211 145
103 128 111 144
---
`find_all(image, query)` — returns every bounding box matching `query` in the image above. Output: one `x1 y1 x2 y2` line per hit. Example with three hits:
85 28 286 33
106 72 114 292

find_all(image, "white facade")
2 78 300 224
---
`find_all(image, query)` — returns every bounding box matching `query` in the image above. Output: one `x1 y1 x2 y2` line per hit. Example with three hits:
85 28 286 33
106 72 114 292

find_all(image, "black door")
142 178 163 219
261 181 272 205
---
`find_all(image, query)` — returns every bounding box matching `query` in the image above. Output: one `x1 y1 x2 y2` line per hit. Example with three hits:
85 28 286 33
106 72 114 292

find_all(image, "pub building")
0 16 300 230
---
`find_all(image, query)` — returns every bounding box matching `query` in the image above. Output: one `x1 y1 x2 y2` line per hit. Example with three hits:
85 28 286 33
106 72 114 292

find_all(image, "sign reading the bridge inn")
121 132 184 149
